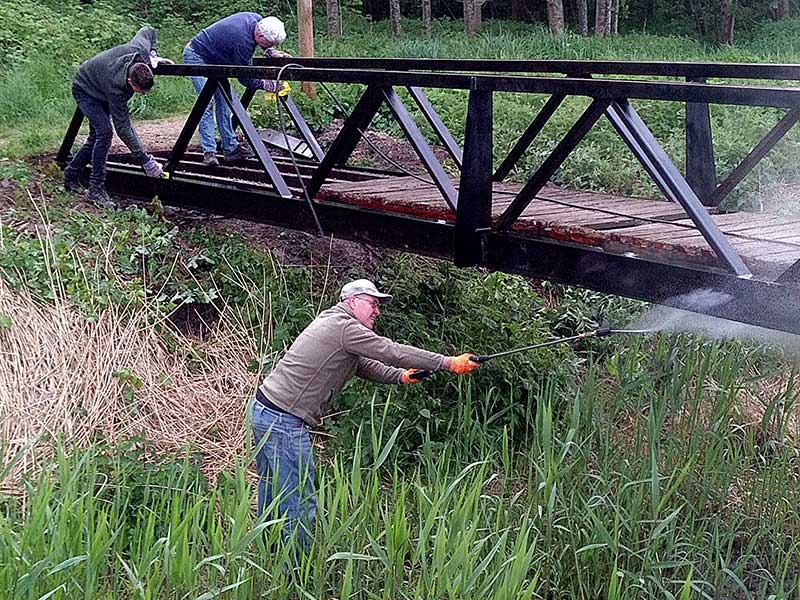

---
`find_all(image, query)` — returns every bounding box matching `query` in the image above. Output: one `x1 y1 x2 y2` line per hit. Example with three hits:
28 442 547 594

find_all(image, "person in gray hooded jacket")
64 26 170 207
251 279 480 551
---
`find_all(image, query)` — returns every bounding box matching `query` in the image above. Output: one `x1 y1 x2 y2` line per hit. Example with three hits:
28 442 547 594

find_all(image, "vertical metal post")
56 108 85 167
686 77 716 206
455 84 493 267
165 77 218 173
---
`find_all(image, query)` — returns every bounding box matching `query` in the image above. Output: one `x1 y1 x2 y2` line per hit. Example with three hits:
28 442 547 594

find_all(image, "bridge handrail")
157 63 800 108
252 57 800 82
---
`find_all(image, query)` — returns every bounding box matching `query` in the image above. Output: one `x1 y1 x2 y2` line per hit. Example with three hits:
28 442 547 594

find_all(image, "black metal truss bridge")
57 58 800 334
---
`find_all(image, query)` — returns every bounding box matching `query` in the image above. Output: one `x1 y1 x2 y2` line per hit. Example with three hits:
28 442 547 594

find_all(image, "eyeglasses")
355 297 380 310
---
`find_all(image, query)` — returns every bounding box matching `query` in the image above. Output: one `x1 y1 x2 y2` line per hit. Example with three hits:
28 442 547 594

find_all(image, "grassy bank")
2 333 798 598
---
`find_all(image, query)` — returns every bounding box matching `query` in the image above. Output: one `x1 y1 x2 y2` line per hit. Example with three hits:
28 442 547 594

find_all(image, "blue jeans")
182 45 239 154
251 398 316 551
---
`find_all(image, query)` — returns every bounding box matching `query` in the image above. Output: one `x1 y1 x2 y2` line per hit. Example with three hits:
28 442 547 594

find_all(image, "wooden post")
297 0 317 99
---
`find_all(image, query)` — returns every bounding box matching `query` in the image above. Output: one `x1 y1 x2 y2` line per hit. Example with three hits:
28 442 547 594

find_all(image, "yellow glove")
264 81 291 101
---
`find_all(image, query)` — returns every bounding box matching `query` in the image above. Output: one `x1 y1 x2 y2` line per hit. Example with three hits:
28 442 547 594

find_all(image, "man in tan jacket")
251 279 480 550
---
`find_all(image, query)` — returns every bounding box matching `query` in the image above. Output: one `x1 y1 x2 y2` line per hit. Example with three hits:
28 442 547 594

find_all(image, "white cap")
340 279 392 303
256 16 287 45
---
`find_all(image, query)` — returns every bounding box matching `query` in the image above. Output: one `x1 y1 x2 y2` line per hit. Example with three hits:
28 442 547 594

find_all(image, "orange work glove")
401 369 424 384
449 353 480 375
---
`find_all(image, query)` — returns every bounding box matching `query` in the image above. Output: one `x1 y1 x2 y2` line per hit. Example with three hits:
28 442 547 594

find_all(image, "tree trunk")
546 0 565 34
611 0 620 34
325 0 341 37
594 0 611 36
474 0 483 32
720 0 736 44
389 0 402 36
576 0 588 35
422 0 432 34
298 0 317 98
464 0 483 35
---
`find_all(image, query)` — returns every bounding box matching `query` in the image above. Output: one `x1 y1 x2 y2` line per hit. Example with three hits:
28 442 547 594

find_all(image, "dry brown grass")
0 278 262 493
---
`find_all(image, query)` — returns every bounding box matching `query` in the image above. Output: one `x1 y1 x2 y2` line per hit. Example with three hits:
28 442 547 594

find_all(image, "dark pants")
64 86 113 189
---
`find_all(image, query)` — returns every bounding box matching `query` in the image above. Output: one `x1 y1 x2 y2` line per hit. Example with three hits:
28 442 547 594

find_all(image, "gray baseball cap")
340 279 393 303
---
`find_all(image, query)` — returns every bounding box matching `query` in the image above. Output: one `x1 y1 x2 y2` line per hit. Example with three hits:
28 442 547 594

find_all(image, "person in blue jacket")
183 13 289 167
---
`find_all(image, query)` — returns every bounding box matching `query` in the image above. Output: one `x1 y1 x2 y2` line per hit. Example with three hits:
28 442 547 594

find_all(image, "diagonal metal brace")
307 85 385 198
217 79 292 198
610 100 750 276
56 108 85 167
165 77 219 173
382 86 457 211
406 86 463 169
495 98 611 231
494 94 565 181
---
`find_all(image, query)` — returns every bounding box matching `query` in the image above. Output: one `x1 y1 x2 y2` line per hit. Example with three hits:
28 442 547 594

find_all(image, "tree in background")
547 0 565 33
575 0 589 35
422 0 432 33
326 0 341 37
595 0 612 35
770 0 792 19
464 0 486 34
390 0 402 35
720 0 736 43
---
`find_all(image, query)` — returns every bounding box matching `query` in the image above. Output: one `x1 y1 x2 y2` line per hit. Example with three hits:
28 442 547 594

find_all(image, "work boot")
86 185 116 209
222 144 254 162
202 151 219 167
63 170 85 194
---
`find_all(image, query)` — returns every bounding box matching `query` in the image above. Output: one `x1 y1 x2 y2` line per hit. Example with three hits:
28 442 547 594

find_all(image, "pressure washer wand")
470 327 610 363
409 325 616 381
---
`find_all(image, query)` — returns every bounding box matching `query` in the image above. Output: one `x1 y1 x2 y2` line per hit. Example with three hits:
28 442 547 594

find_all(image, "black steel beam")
281 95 325 161
685 78 717 206
455 87 493 266
483 233 800 335
103 165 800 335
777 259 800 285
407 86 463 168
232 87 258 131
56 107 85 167
610 100 750 276
494 94 564 181
381 86 457 210
217 79 292 198
307 85 385 198
605 103 677 203
710 106 800 207
495 99 611 231
252 57 800 82
156 64 800 109
165 77 218 173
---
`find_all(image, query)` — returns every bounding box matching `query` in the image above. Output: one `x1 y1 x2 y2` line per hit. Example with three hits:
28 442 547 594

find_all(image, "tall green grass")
2 336 798 598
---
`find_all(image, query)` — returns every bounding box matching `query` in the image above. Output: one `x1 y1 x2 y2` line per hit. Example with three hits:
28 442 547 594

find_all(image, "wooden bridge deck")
317 175 800 279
